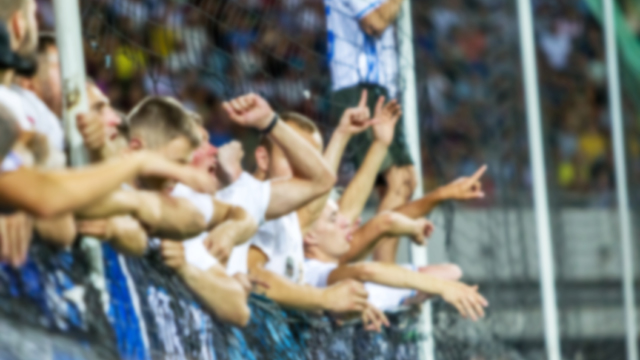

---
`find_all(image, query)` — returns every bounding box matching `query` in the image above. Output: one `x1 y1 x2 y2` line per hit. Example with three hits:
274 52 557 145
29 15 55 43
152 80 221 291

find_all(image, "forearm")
339 212 392 264
178 265 251 326
0 155 143 218
75 191 139 219
339 141 388 222
269 120 335 187
361 0 404 36
394 189 444 219
227 208 258 246
148 197 206 240
108 216 149 257
34 215 77 247
330 262 447 295
250 266 326 311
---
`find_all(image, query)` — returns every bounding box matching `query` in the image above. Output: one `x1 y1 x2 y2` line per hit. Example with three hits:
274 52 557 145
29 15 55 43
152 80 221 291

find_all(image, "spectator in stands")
325 0 418 263
219 93 378 323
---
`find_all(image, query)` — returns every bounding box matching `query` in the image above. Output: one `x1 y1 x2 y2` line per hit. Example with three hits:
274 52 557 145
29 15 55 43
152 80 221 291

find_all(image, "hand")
337 90 374 135
409 218 434 246
322 279 369 313
438 165 487 201
77 112 106 152
216 141 244 185
203 223 238 264
137 151 217 194
232 273 270 296
160 240 186 271
77 219 115 239
361 303 390 332
441 281 489 322
222 93 275 130
0 212 33 268
371 97 402 147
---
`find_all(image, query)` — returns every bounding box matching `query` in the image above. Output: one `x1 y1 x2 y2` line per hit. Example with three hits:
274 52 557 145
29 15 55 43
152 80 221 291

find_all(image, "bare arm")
205 199 258 264
77 216 148 256
76 190 207 240
221 93 336 222
0 151 216 218
34 215 77 247
161 241 251 326
359 0 404 37
340 212 432 264
249 264 369 313
328 262 488 321
298 91 374 232
395 165 488 218
339 98 402 223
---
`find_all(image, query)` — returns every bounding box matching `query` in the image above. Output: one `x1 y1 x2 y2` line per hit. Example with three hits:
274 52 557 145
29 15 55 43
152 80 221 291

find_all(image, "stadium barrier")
0 236 423 360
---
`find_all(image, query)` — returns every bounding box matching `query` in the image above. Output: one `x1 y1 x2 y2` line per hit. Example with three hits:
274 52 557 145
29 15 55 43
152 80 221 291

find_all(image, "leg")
372 165 417 263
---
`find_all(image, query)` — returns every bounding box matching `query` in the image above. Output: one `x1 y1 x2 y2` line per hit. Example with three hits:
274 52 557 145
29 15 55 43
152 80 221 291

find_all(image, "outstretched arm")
395 165 487 218
222 94 336 221
0 151 216 218
339 97 402 223
161 241 251 326
298 91 374 232
340 212 433 264
327 261 488 321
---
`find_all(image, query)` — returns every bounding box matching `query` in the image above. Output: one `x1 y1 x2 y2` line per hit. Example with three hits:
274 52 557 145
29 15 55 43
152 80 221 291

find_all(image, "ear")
254 146 270 173
9 11 24 45
303 231 317 247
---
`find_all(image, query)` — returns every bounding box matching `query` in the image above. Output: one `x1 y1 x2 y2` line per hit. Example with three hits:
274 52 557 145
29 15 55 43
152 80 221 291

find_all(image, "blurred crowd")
35 0 640 207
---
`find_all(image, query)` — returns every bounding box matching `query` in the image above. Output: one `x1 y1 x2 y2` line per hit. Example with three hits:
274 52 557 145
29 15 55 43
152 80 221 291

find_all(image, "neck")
0 70 14 86
304 247 340 264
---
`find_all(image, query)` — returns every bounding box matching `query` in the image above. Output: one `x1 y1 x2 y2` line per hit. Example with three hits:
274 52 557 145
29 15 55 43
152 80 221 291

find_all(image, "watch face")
286 257 295 279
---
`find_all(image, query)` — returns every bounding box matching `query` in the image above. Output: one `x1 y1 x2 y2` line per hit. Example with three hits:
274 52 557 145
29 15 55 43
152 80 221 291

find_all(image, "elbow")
319 171 337 194
220 303 251 327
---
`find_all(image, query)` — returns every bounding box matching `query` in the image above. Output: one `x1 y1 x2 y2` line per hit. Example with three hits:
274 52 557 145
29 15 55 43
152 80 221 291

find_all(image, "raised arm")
161 241 251 326
340 212 433 264
395 165 487 218
298 91 374 232
327 261 488 321
222 93 336 221
204 199 258 264
339 98 402 223
359 0 405 37
0 151 216 218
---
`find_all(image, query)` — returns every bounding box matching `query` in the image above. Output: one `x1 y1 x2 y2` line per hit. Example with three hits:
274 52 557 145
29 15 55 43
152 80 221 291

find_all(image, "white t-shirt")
11 85 65 151
325 0 399 97
304 259 417 310
216 172 271 276
171 184 218 271
251 212 305 283
0 85 32 130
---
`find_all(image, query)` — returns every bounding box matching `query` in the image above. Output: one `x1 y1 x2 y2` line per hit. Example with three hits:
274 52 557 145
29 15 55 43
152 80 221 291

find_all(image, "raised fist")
222 93 275 130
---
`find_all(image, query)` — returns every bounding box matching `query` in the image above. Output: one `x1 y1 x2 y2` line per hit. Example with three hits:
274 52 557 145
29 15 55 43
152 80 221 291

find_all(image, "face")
15 0 38 56
87 83 121 141
267 123 323 179
308 200 352 259
34 45 62 117
191 126 218 175
137 136 195 193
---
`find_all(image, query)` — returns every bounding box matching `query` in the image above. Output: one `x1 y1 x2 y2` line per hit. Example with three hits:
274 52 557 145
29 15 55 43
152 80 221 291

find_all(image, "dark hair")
127 96 201 149
0 105 19 160
37 32 56 55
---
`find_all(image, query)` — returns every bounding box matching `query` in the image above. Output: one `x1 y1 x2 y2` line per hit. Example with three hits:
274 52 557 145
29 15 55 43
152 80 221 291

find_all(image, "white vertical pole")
603 1 639 360
397 2 432 360
53 0 88 166
53 0 106 306
516 1 562 360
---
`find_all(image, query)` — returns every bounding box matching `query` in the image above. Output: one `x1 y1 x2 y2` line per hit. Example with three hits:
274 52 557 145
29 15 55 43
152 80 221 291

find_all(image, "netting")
22 0 640 359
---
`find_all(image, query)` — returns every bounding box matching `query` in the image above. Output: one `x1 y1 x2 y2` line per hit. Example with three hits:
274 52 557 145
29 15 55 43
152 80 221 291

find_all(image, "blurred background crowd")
35 0 640 207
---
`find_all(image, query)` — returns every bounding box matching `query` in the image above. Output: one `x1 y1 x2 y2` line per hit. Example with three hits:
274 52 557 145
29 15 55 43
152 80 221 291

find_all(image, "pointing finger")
358 89 368 108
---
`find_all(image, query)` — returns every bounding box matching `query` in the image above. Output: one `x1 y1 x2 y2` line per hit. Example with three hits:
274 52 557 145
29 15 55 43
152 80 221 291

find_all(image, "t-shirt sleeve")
303 260 336 288
171 184 214 225
345 0 384 19
0 152 22 173
216 172 271 225
184 236 219 271
250 221 277 262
